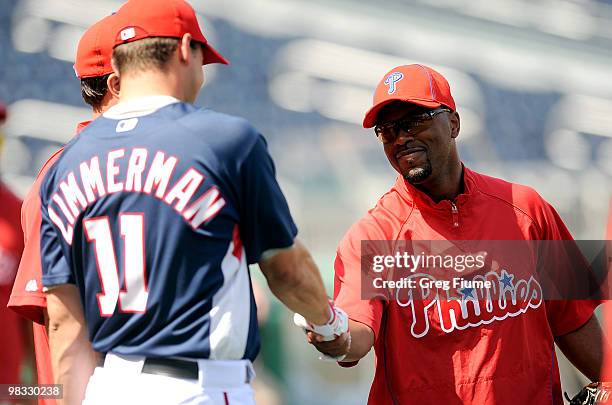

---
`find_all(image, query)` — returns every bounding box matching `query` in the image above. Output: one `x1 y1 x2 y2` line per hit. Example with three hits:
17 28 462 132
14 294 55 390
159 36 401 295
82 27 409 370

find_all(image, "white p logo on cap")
120 27 136 41
384 72 404 95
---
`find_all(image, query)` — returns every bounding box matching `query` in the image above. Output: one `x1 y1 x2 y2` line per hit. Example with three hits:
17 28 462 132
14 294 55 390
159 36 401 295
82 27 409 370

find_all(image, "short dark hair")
80 74 111 109
112 37 182 75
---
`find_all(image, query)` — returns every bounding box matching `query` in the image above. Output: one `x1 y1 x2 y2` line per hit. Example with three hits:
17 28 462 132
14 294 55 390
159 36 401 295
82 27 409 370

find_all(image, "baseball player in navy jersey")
39 0 349 404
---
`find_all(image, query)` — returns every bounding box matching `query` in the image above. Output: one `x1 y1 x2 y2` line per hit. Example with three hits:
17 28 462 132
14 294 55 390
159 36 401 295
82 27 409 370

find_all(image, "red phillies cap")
74 14 117 79
363 64 456 128
113 0 229 66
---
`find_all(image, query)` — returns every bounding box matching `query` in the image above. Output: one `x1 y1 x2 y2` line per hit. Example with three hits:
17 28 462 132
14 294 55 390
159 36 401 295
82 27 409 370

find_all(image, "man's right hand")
305 319 375 364
306 330 351 360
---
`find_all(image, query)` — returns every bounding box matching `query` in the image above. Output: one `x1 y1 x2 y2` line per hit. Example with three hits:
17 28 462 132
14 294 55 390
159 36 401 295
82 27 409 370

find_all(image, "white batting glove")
293 303 350 361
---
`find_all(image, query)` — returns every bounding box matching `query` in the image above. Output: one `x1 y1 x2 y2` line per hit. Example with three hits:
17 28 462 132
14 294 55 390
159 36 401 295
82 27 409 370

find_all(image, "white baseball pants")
83 354 256 405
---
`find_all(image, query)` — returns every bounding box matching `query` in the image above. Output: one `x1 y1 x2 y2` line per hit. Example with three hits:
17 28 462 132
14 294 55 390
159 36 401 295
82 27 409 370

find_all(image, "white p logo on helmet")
384 72 404 94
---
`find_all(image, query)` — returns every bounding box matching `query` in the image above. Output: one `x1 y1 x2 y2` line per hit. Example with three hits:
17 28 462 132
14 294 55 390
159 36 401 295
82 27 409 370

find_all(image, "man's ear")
450 111 460 139
110 57 120 77
107 73 120 99
179 33 193 64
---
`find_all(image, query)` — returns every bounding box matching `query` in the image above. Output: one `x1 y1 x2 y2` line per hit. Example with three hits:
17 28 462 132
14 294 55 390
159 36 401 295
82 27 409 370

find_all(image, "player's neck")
414 159 464 203
119 70 189 103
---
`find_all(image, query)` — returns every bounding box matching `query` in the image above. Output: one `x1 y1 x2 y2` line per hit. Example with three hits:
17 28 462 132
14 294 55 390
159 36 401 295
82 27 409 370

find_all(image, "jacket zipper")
450 202 459 228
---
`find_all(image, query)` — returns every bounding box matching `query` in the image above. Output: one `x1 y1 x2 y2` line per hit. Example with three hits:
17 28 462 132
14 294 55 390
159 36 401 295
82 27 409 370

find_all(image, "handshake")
293 303 352 361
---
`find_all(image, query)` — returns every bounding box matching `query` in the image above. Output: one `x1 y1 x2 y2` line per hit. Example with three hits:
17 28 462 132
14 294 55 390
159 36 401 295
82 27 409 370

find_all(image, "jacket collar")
103 96 181 119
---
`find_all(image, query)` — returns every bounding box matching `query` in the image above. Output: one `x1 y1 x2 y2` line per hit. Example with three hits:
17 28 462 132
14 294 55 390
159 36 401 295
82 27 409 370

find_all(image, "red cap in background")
113 0 229 66
363 64 456 128
74 14 117 79
0 102 6 122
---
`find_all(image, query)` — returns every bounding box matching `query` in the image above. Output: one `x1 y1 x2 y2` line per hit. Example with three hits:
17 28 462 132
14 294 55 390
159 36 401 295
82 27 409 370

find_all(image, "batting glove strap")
293 303 350 341
309 304 349 341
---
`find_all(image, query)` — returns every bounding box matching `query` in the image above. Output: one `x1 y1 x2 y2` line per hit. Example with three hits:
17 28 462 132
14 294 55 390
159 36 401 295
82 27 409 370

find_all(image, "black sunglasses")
374 107 452 144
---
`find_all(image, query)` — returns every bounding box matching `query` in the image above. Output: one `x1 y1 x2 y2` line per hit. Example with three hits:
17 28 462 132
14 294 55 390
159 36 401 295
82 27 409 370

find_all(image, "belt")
143 357 199 380
98 353 255 387
98 356 198 380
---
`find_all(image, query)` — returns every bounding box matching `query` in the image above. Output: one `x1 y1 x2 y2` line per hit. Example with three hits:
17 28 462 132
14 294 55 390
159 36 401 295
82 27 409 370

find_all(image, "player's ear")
179 33 192 65
107 73 120 99
110 56 120 77
450 111 460 139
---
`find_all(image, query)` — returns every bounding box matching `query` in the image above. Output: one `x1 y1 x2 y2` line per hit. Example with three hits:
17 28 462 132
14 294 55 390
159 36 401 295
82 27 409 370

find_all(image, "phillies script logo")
396 270 543 338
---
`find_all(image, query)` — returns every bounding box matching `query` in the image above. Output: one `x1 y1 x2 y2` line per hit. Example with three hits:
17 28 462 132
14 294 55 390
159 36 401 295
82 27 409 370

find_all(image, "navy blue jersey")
40 101 297 360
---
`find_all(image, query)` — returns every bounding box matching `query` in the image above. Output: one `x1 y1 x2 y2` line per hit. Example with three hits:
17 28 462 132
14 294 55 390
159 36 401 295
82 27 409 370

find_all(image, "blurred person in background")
0 101 29 402
7 14 120 405
307 64 605 404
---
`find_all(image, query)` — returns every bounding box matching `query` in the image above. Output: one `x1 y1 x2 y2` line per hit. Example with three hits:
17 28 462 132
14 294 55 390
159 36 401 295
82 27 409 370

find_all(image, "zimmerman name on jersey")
46 145 226 244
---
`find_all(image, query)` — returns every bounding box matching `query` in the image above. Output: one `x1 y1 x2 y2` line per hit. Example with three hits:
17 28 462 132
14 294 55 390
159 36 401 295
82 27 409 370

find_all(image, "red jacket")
335 166 599 404
0 181 24 385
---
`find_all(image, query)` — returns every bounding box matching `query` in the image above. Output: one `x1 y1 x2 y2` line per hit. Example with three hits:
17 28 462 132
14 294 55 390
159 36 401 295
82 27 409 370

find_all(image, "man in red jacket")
308 64 604 404
7 14 119 404
0 101 26 396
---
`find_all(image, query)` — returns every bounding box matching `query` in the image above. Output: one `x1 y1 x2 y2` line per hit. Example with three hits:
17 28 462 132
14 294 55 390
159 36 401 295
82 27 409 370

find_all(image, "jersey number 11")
84 213 149 316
